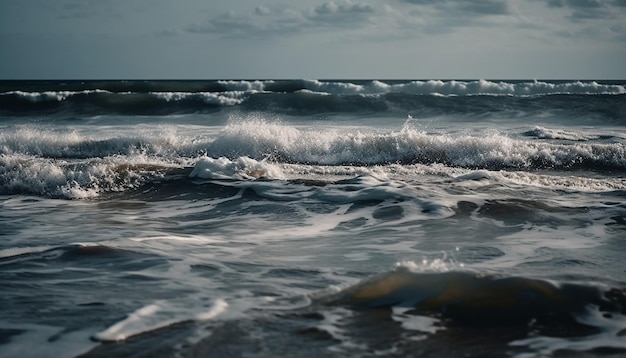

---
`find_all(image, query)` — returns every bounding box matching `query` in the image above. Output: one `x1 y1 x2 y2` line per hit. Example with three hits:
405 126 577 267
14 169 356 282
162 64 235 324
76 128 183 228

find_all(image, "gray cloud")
3 0 626 79
313 1 374 15
565 0 603 8
546 0 613 11
401 0 511 16
455 1 510 15
186 11 264 37
182 0 624 44
255 6 271 16
545 0 626 22
547 0 565 7
394 0 513 37
60 1 96 18
307 1 376 26
59 0 120 20
569 9 610 21
186 1 377 38
403 0 438 4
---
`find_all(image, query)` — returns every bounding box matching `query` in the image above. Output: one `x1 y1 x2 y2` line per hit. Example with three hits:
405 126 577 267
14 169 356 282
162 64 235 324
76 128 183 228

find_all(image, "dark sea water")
1 79 625 358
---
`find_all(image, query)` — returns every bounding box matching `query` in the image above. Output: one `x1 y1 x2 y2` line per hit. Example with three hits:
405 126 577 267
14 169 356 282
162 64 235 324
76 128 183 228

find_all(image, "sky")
1 0 625 79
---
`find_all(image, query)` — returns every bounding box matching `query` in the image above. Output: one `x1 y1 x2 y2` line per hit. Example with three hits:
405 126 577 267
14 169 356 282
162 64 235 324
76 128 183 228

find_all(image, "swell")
1 80 625 120
2 79 624 95
0 90 236 116
0 243 159 266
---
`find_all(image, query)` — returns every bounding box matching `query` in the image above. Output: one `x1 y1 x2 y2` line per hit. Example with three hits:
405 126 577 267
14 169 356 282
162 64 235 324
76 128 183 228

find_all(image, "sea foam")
93 299 228 342
212 79 626 96
206 121 626 170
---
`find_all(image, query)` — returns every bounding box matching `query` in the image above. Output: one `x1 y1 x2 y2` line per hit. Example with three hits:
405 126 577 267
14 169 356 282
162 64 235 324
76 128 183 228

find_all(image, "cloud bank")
180 0 625 43
1 0 625 79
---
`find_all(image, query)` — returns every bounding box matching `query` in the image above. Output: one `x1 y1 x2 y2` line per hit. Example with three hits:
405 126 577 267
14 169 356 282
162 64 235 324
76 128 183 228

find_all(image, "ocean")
1 79 625 358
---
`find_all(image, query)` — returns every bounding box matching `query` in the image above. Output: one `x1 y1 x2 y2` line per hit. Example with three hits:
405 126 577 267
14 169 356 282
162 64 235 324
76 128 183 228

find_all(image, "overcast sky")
1 0 625 79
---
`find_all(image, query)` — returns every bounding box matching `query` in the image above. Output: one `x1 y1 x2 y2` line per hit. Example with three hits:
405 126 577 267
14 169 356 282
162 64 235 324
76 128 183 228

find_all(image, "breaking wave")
206 121 626 170
1 121 625 199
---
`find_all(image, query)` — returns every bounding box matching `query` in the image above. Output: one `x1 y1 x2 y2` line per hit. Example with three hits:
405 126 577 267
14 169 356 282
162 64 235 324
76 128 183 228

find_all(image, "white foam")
130 234 222 244
492 170 626 192
190 156 285 180
396 258 461 273
0 124 204 198
93 299 228 342
188 152 625 195
0 125 209 158
0 153 184 199
303 79 368 95
0 154 96 198
3 81 623 104
524 126 603 141
93 303 164 342
2 89 110 102
217 79 271 92
0 245 57 259
511 307 626 358
194 299 229 320
315 307 367 353
2 120 624 199
207 121 626 171
473 223 605 269
391 306 442 335
299 79 625 96
151 91 247 106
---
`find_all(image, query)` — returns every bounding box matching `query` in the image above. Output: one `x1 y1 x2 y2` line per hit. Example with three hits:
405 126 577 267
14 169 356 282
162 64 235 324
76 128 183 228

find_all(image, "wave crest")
206 121 626 170
2 80 624 116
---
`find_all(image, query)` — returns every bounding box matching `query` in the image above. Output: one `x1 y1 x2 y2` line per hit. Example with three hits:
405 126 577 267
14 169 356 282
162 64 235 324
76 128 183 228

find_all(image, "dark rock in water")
317 268 625 325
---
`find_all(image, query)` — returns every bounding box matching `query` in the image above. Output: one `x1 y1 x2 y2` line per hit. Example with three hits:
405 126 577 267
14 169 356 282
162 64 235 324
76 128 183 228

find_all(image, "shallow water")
1 79 626 357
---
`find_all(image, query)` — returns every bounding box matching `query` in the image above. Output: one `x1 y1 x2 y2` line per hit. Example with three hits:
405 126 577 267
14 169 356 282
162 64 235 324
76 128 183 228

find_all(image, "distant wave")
1 79 624 117
295 79 626 96
4 79 624 95
0 89 247 115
